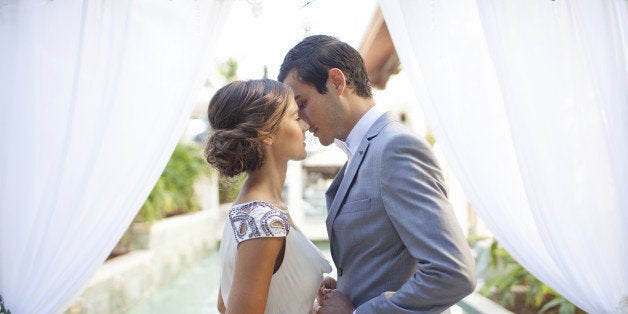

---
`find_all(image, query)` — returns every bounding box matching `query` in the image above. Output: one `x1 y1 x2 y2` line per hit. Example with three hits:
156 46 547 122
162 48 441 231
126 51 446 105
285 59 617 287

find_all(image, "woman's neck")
236 161 287 209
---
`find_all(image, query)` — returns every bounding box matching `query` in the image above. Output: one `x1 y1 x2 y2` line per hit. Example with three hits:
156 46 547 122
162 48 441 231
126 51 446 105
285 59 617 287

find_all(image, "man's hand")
316 276 337 306
317 289 355 314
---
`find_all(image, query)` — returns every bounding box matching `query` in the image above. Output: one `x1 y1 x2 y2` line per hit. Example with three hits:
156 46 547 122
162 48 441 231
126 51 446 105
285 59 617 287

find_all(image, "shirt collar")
334 104 386 158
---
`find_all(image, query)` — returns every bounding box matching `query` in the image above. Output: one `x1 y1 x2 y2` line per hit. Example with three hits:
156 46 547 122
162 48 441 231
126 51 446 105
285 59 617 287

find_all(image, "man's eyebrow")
294 94 303 101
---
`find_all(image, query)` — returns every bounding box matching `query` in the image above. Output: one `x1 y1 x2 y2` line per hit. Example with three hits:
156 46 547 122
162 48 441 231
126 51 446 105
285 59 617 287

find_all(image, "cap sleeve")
228 201 290 244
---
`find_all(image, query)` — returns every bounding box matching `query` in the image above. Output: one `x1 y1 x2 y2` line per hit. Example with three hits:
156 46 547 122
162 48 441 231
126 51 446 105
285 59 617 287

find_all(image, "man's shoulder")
376 121 426 146
373 116 414 135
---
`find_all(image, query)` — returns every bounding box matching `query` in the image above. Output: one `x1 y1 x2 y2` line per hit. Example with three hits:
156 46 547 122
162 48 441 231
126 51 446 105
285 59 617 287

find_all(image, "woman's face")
270 98 310 161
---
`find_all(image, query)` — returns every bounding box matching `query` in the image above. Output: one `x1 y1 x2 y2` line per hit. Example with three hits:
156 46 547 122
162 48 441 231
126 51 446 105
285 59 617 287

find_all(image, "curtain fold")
0 0 233 312
379 0 628 312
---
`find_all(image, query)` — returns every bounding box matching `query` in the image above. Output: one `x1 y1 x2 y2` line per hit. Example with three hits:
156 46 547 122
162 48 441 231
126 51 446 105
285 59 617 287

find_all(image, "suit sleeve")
356 133 476 314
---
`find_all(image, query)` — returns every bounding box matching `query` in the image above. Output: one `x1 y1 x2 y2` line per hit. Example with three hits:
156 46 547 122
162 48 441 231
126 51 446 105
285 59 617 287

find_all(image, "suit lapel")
325 163 345 237
325 113 394 234
325 140 370 229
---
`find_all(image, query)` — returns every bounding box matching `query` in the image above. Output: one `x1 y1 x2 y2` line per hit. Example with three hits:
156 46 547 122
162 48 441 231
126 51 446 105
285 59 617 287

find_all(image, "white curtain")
379 0 627 313
0 0 232 312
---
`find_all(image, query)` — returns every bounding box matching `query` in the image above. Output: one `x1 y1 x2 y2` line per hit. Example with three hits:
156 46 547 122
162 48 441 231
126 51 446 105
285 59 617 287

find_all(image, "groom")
278 35 476 314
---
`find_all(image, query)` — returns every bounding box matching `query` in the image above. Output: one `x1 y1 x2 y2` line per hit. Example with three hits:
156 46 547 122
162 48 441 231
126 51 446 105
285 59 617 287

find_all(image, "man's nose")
300 119 310 131
298 111 311 125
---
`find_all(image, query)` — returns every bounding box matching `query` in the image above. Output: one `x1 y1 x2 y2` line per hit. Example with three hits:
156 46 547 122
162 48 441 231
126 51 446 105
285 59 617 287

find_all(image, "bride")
204 79 332 313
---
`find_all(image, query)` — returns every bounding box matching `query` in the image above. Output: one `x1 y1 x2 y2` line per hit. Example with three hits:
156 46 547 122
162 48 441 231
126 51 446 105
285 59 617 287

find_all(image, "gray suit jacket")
325 113 476 314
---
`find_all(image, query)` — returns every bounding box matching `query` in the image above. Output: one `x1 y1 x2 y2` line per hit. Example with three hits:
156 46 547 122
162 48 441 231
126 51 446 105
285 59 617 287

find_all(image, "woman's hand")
316 289 355 314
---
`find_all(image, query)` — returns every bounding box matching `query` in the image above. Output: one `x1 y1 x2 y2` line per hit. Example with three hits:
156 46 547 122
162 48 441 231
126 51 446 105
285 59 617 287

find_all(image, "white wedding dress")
219 201 332 314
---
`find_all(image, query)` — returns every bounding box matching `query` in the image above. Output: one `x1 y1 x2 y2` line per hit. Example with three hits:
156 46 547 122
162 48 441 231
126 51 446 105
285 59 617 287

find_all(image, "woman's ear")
263 136 273 146
328 68 346 95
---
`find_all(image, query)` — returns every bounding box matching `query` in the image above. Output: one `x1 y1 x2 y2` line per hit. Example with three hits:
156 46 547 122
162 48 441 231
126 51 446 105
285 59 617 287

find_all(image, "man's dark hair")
278 35 373 98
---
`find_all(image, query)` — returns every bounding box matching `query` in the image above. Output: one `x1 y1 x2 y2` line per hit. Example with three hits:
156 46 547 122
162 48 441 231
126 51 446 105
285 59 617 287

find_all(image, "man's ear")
328 68 346 95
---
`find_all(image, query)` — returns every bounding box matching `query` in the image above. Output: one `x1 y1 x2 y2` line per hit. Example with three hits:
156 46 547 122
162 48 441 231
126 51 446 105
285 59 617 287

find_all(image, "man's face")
282 70 343 146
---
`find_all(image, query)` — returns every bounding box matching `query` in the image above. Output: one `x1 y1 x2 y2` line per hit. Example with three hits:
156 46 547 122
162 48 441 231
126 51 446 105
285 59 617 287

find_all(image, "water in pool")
126 241 331 314
126 241 463 313
125 249 221 313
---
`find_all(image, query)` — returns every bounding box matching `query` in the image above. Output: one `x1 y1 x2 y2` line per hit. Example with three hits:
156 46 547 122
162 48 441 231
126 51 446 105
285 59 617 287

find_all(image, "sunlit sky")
185 0 380 167
211 0 378 82
187 0 425 143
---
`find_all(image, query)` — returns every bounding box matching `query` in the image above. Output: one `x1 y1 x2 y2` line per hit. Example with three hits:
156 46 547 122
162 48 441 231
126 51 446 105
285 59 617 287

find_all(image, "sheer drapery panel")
379 0 627 312
0 1 232 312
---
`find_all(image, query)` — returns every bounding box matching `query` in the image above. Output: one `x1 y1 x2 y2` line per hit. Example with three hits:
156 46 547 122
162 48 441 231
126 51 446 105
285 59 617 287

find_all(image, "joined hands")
313 277 355 314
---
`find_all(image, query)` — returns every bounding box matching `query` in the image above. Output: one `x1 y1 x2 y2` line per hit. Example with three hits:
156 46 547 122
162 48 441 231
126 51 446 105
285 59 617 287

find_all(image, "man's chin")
318 138 334 146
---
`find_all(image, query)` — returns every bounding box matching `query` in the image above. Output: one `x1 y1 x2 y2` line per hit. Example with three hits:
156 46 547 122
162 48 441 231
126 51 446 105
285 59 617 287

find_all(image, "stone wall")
65 209 219 314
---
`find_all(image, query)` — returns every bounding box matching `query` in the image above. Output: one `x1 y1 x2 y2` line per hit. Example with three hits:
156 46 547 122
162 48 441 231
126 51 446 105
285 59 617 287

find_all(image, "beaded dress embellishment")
229 201 290 243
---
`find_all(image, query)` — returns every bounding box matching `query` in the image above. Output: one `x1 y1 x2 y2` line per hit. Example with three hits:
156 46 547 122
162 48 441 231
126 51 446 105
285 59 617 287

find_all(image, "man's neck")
340 96 376 141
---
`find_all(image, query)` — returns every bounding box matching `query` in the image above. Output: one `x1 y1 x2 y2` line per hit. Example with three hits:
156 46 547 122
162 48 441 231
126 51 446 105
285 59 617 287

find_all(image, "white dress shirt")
334 104 387 173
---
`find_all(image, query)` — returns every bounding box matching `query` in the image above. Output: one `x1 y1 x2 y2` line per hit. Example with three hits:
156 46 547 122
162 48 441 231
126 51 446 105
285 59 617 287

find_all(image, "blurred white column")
286 160 305 226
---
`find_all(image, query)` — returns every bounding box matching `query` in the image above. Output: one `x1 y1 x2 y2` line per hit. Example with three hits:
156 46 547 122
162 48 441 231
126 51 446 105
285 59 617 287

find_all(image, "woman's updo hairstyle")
204 79 292 177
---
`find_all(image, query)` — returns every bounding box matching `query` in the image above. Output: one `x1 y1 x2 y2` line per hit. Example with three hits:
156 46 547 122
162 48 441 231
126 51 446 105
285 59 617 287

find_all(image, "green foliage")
425 128 436 147
480 239 579 313
205 58 239 88
540 297 576 314
218 173 247 204
219 58 239 82
138 143 211 222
